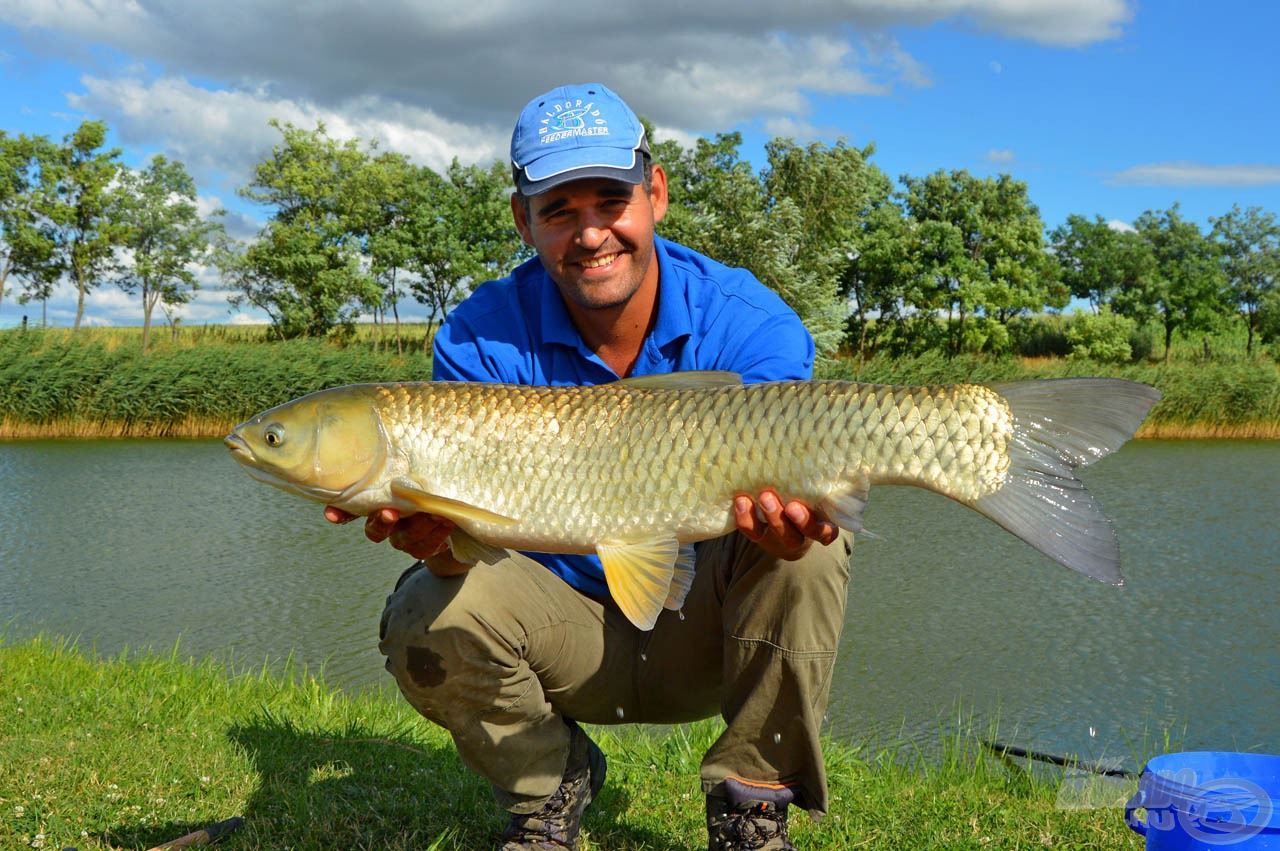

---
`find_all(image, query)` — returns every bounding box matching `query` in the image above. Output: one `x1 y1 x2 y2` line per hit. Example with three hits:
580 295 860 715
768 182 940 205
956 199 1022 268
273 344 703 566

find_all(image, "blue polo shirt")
432 236 815 596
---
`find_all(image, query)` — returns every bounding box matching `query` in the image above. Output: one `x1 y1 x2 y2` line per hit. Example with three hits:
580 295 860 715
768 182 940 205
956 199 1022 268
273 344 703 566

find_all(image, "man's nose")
575 214 611 247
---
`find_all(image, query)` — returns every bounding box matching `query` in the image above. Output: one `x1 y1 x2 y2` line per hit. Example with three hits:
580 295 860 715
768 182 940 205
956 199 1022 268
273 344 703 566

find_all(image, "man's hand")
323 506 472 576
733 490 839 561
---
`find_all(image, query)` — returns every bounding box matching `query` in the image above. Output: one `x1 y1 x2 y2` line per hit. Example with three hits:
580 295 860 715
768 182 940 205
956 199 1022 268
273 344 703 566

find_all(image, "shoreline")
2 417 1277 440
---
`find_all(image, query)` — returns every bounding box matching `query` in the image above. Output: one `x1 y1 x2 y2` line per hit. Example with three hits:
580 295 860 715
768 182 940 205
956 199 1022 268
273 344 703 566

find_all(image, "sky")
1 0 1277 329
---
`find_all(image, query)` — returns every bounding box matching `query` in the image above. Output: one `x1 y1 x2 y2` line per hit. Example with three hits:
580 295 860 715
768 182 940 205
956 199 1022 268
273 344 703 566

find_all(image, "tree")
1210 205 1280 355
1131 204 1228 363
115 155 222 352
843 199 920 355
900 170 1056 355
764 138 893 355
32 120 126 330
656 132 883 356
235 121 381 337
0 132 37 319
360 150 418 353
1049 214 1156 312
405 159 524 337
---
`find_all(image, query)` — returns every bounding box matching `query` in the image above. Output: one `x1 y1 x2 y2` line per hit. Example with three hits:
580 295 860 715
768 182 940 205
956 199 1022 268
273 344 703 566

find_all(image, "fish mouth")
223 433 254 463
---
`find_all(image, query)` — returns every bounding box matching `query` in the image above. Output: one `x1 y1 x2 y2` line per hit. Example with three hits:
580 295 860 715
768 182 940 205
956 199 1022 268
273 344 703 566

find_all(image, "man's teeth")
582 253 617 269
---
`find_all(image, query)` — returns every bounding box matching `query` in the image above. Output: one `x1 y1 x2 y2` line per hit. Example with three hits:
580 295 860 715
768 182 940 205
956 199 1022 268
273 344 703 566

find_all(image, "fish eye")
264 423 285 447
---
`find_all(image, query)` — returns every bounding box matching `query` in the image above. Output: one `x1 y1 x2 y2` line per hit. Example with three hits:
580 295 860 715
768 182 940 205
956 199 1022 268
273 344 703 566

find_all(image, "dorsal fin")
614 371 742 390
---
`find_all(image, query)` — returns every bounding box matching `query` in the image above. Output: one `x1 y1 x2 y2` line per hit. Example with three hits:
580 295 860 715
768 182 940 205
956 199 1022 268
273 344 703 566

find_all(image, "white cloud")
5 1 1131 165
984 148 1016 164
1107 219 1136 233
196 195 262 241
1106 161 1280 187
69 76 501 187
763 116 853 143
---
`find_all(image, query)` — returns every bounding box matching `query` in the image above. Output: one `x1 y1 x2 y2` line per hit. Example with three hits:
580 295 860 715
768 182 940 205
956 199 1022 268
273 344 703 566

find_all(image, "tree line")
2 119 1278 361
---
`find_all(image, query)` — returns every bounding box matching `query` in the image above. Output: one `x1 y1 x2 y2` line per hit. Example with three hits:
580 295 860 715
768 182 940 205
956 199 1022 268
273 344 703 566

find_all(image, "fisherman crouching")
326 82 854 851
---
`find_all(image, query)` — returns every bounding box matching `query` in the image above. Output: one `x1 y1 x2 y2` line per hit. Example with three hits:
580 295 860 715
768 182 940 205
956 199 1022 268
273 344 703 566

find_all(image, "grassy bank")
0 327 435 439
2 326 1278 439
0 636 1140 850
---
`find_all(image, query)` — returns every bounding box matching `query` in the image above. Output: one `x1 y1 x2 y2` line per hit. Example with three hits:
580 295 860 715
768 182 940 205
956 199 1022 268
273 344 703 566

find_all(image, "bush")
1008 314 1070 358
1129 322 1158 362
1066 308 1136 363
960 316 1010 355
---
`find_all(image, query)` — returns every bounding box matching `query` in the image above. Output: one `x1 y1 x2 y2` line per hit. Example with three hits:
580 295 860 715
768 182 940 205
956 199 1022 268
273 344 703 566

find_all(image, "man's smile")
577 252 622 271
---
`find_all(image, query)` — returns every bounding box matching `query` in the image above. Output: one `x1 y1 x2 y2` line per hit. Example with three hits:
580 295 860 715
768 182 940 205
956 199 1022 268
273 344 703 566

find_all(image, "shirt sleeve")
431 314 507 383
727 312 816 383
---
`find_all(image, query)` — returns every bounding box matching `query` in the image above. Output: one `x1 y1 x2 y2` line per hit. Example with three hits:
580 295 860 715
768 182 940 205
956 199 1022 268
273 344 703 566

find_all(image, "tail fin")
973 378 1160 585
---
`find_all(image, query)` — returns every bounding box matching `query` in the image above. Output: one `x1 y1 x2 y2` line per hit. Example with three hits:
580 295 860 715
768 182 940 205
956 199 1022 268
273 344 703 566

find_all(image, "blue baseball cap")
511 83 649 196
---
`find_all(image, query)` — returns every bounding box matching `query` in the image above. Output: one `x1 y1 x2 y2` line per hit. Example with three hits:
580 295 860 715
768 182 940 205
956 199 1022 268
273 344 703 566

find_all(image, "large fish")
224 373 1159 630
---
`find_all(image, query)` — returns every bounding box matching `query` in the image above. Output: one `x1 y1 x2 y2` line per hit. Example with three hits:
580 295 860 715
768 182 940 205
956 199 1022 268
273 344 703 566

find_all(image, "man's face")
512 167 669 312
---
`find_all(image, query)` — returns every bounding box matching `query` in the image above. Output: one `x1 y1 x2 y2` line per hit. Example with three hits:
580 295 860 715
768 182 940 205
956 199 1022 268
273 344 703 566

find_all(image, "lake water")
1 438 1277 770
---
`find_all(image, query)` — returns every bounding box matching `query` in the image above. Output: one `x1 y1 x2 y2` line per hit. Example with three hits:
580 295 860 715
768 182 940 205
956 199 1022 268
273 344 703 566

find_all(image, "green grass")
0 636 1142 849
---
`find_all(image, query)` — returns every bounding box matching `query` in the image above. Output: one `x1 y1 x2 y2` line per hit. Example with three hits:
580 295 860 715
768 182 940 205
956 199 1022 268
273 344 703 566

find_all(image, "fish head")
224 386 387 504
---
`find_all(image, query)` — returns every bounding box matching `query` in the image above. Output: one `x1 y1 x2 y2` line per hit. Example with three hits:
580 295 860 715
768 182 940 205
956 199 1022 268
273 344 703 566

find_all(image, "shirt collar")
537 236 693 352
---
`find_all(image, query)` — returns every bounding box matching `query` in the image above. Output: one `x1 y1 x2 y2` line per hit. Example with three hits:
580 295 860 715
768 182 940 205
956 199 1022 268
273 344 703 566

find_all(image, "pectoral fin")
597 535 680 631
390 478 517 526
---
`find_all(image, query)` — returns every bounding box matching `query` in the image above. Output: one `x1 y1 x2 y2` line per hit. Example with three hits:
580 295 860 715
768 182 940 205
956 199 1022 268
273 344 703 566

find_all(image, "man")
327 83 853 850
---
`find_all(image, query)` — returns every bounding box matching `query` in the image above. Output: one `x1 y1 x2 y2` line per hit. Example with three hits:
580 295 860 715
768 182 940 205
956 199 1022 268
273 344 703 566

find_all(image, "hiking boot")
706 796 795 850
497 735 607 850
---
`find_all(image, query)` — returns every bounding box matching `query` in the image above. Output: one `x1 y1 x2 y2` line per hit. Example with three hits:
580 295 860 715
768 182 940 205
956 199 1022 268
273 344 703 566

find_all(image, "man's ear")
648 164 669 226
510 192 535 247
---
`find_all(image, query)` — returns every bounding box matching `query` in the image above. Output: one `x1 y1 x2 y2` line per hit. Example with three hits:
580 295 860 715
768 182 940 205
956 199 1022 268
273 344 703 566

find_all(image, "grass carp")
224 373 1159 630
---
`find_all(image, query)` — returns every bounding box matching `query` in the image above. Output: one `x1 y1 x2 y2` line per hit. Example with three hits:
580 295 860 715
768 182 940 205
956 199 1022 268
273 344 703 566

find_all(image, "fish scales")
365 381 1012 551
226 374 1159 630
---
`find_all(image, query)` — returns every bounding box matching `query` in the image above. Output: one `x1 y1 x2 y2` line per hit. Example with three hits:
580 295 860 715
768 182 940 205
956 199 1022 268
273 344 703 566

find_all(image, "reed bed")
817 351 1280 439
0 329 435 438
2 327 1277 439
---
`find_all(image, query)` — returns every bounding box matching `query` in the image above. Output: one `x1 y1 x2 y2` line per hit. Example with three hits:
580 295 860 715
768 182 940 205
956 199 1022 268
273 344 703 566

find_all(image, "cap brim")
517 160 645 196
515 137 648 196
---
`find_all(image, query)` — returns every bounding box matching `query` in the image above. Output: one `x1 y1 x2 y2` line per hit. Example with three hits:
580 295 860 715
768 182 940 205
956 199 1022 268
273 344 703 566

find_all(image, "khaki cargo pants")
379 529 853 818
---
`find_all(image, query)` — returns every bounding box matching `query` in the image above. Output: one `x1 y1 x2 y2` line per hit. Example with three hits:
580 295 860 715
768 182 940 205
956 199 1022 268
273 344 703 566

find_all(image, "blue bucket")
1126 752 1280 849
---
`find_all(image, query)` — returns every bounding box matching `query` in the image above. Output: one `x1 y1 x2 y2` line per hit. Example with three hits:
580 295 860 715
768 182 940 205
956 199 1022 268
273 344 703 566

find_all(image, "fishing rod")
982 739 1137 779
